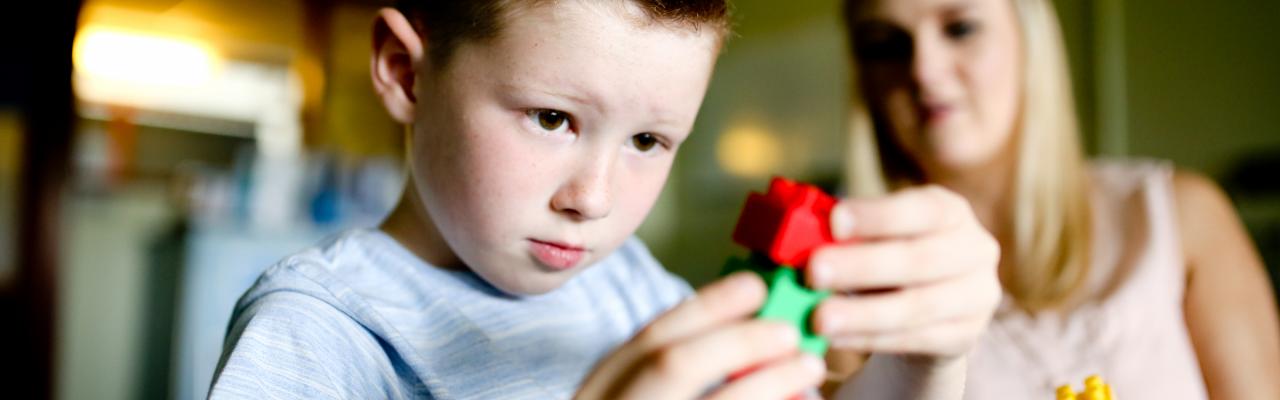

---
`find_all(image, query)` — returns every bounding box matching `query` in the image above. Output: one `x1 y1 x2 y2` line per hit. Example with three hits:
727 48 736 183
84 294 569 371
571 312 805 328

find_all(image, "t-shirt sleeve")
209 291 407 399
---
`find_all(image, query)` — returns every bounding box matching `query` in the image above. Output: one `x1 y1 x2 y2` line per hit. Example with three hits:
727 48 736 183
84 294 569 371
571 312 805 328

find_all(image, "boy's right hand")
575 272 827 400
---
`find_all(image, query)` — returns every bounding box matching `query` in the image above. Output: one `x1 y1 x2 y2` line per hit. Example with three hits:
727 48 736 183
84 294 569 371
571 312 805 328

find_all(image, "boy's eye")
631 133 660 152
531 109 570 132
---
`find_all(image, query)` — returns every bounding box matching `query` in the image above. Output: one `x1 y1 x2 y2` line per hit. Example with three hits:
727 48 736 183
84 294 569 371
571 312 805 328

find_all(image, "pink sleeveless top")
963 160 1208 399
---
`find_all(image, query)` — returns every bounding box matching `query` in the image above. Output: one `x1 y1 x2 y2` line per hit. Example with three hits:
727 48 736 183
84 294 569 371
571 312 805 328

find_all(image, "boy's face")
392 2 719 295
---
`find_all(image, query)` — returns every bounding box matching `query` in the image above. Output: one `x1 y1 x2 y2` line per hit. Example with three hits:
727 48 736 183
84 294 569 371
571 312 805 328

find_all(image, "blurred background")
0 0 1276 399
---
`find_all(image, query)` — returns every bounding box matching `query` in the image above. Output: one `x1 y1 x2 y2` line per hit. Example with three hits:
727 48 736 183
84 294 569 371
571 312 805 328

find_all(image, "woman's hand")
808 185 1001 399
575 272 827 400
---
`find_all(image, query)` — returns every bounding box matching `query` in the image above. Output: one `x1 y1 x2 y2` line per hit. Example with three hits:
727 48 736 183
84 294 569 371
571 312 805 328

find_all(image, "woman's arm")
1175 171 1280 399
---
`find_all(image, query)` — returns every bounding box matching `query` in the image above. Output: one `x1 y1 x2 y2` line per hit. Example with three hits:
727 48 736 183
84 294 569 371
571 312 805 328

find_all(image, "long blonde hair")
843 0 1092 312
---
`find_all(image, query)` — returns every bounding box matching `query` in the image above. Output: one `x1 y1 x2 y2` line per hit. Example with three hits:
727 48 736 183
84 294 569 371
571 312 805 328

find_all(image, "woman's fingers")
806 225 999 291
811 271 1001 336
827 317 992 356
703 353 827 400
830 185 974 241
618 320 807 399
805 184 1001 360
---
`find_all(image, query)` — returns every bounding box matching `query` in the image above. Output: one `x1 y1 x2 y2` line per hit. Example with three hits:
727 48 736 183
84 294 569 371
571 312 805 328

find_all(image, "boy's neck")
380 183 465 270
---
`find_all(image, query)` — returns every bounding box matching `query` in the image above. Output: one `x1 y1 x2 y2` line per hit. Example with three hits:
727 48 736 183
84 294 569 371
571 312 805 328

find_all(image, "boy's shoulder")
234 229 419 313
584 237 693 304
216 231 694 399
238 229 689 317
238 229 692 319
212 229 435 398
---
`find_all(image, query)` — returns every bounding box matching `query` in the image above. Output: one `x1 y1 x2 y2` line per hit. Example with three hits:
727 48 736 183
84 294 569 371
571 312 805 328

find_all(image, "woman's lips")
528 239 585 271
920 103 954 124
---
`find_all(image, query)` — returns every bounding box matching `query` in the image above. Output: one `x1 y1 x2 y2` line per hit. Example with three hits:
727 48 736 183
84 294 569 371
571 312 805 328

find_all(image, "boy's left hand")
805 185 1002 361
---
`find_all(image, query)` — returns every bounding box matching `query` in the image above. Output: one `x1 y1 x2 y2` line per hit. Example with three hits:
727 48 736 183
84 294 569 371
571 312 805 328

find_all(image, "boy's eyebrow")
498 81 601 113
497 81 688 131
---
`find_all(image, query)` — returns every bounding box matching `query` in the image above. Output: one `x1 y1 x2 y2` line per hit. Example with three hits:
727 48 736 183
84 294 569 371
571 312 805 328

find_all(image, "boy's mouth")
527 239 586 271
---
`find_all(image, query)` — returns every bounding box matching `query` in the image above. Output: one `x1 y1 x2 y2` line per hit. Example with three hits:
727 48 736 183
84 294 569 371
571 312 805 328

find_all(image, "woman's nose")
911 34 949 91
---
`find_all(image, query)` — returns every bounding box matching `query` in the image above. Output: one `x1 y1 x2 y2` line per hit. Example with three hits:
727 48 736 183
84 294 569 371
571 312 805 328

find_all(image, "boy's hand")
575 272 827 400
807 185 1001 361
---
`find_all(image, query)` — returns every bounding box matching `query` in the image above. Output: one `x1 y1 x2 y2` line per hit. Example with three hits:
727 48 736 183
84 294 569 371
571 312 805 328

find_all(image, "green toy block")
759 267 831 355
720 256 831 356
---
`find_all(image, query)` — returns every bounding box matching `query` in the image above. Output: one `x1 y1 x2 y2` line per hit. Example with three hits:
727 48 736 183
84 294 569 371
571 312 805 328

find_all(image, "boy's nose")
551 161 614 222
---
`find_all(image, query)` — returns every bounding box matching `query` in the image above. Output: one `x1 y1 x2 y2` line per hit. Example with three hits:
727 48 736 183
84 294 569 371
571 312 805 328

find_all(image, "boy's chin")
479 266 579 297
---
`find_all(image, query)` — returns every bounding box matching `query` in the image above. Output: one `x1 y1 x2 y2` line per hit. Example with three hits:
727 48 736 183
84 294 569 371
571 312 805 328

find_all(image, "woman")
834 0 1280 397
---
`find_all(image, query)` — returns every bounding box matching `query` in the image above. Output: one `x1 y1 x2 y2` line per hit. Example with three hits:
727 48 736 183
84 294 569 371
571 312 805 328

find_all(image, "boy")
211 0 999 399
211 1 822 398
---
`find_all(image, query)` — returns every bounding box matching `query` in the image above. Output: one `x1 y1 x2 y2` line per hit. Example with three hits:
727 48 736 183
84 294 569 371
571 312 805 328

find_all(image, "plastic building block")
1055 375 1115 400
731 177 837 268
720 177 839 363
759 267 831 356
1056 385 1077 400
722 256 831 356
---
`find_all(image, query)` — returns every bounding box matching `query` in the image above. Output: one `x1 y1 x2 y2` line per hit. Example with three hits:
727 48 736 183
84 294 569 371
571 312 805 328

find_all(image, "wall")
1121 0 1280 177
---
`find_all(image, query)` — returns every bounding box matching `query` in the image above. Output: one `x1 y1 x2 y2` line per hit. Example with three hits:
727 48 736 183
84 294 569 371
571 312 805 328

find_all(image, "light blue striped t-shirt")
209 229 692 399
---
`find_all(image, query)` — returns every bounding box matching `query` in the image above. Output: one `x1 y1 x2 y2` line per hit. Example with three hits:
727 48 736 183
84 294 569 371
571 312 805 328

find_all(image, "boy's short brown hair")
395 0 730 66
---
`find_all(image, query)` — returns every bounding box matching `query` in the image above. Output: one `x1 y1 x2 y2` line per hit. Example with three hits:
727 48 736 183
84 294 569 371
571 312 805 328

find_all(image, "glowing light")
73 27 219 88
717 122 782 178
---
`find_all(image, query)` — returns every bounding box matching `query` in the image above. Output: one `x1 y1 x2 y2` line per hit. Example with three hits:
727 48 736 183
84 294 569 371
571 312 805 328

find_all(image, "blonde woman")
833 0 1280 397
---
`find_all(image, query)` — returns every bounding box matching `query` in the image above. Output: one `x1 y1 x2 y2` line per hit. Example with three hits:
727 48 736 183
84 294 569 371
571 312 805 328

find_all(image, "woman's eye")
854 25 912 63
530 109 570 133
631 133 660 152
944 20 978 40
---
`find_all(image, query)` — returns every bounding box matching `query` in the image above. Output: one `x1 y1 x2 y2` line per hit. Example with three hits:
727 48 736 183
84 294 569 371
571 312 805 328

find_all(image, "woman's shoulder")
1087 157 1175 193
1086 158 1229 229
1167 168 1241 273
1087 157 1238 272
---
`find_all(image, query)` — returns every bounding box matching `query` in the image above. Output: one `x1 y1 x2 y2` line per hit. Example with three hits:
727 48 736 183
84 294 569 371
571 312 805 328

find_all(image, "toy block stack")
722 177 839 356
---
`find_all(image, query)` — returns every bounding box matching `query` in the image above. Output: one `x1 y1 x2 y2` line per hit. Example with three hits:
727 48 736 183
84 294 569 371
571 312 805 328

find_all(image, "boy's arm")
210 292 405 399
830 354 967 400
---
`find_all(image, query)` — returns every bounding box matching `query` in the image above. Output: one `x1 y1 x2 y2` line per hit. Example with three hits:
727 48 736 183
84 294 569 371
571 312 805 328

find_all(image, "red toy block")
731 177 837 268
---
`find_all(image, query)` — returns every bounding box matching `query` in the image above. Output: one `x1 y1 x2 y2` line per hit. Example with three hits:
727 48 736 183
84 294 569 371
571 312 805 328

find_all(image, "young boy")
210 1 999 399
210 1 825 399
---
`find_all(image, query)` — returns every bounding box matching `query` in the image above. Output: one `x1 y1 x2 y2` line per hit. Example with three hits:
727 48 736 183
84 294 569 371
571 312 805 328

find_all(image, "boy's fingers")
621 320 803 399
704 353 826 400
830 185 972 241
632 272 767 349
578 272 766 398
806 228 998 290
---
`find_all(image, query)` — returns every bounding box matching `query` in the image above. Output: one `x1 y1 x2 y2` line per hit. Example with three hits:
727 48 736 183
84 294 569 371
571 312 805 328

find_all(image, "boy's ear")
371 8 425 124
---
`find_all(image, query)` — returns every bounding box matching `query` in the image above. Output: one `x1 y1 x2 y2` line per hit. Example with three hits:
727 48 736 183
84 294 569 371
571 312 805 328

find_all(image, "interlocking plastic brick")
1056 375 1116 400
731 177 836 268
721 256 831 356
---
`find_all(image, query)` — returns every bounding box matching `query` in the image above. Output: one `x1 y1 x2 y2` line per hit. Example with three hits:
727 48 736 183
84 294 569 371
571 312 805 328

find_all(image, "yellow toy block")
1056 385 1077 400
1054 375 1115 400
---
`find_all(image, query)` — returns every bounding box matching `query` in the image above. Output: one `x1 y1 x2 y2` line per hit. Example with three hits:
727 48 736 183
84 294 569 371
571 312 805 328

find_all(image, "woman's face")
849 0 1023 176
